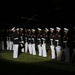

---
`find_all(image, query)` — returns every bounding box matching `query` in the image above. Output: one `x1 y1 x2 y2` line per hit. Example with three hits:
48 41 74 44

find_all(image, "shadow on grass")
0 50 75 74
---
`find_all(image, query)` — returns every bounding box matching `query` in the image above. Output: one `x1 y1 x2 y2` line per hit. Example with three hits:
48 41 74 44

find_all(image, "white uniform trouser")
32 43 36 55
2 41 4 50
10 41 13 51
21 41 24 52
56 46 61 60
42 43 47 57
20 44 24 52
28 43 32 54
64 47 70 62
50 45 55 59
25 42 28 53
21 47 24 52
13 44 19 58
38 44 42 56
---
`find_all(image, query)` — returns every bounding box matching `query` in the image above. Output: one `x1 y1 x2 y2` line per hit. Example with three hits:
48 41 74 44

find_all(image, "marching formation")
0 27 71 62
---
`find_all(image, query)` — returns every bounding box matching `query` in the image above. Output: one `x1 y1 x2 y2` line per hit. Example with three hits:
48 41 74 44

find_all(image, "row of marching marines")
0 27 72 62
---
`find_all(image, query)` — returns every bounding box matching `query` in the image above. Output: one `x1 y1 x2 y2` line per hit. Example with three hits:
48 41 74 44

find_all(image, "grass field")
0 50 75 74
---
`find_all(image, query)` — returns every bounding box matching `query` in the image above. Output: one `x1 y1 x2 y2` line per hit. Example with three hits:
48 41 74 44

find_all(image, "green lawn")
0 42 75 74
0 50 75 74
0 50 50 63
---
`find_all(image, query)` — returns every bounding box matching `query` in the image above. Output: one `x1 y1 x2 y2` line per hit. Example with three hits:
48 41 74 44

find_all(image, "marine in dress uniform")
7 29 11 51
12 27 20 58
19 28 24 52
63 28 70 62
55 27 62 61
41 28 49 57
37 28 42 56
24 28 28 53
31 29 36 55
10 28 16 51
72 27 75 62
50 28 55 59
6 29 10 50
7 29 12 51
9 29 13 51
28 29 32 54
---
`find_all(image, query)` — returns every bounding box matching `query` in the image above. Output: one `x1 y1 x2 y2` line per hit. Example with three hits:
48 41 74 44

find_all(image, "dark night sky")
0 0 74 28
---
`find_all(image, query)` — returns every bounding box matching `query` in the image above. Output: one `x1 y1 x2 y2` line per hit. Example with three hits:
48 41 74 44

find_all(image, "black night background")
0 0 75 74
0 0 74 28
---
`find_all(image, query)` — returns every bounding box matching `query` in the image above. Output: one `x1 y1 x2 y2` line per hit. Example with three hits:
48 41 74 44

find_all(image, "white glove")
50 39 53 41
37 38 40 40
32 38 34 40
42 38 45 40
55 40 59 42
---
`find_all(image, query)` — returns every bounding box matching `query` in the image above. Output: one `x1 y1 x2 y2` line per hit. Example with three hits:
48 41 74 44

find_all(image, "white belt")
55 40 59 42
63 41 67 43
14 38 18 40
37 39 40 40
50 39 53 41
